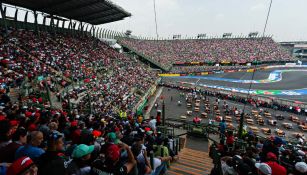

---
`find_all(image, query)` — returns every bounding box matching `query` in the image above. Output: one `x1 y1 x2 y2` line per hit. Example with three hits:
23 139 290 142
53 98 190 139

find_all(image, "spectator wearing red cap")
25 111 32 118
0 127 27 163
27 124 37 132
6 156 38 175
265 152 286 175
15 131 45 162
93 143 136 175
92 130 101 138
0 114 5 121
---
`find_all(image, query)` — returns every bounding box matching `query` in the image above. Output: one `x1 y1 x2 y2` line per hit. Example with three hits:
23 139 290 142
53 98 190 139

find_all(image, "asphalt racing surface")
162 68 307 102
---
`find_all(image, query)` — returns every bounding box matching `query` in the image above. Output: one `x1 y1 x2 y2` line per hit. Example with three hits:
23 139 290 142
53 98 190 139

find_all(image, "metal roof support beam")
109 30 113 39
113 31 116 39
56 18 60 34
33 11 40 37
14 8 18 29
92 26 95 37
96 28 99 38
42 15 45 31
105 29 109 39
78 21 82 36
81 22 85 37
91 25 95 38
0 3 8 35
50 15 55 34
85 23 89 32
79 21 82 36
97 28 101 38
112 30 115 39
68 19 72 35
102 28 105 38
109 30 112 39
101 28 105 38
24 11 28 30
42 16 47 32
61 20 66 33
114 31 117 38
72 21 77 37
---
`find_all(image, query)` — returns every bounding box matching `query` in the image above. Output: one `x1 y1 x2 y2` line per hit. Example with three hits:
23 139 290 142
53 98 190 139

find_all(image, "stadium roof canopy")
3 0 131 25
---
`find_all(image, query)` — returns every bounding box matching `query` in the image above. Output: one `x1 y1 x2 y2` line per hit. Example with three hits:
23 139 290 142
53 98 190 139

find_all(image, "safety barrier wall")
134 78 162 115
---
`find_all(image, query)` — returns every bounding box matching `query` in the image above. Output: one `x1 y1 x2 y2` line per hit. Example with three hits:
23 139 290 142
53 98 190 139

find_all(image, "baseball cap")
106 144 120 161
273 137 286 145
266 152 277 161
9 120 19 127
47 131 63 143
295 162 307 173
28 124 37 131
92 130 102 138
72 144 94 158
107 132 117 142
255 163 272 175
7 157 35 175
297 150 306 156
71 121 78 127
146 131 153 135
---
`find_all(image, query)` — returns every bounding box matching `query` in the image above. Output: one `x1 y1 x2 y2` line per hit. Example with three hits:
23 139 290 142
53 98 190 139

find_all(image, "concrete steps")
167 148 213 175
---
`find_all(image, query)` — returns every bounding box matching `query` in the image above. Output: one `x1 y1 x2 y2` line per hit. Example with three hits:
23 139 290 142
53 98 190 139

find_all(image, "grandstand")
0 1 306 175
119 37 294 71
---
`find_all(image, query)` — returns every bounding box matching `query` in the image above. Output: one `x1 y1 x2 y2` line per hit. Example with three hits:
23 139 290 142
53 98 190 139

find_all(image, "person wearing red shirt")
226 131 235 147
265 152 286 175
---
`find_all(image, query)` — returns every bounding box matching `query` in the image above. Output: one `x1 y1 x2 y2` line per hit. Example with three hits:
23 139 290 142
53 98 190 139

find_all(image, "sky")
101 0 307 42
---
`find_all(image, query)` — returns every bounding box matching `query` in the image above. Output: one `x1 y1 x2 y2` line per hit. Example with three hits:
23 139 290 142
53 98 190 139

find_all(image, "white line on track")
195 79 200 85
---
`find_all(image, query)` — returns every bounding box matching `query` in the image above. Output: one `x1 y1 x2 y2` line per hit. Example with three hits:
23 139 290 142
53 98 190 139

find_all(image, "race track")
162 68 307 102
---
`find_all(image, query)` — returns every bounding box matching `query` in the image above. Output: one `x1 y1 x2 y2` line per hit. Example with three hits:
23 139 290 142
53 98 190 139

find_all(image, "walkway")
167 147 213 175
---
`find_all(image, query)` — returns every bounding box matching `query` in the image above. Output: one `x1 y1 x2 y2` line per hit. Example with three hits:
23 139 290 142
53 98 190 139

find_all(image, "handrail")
163 118 307 148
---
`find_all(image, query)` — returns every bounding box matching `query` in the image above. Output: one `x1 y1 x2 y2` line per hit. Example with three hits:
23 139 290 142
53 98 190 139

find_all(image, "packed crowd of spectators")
0 27 158 117
170 65 252 74
210 131 307 175
120 38 292 68
0 95 178 175
0 27 182 175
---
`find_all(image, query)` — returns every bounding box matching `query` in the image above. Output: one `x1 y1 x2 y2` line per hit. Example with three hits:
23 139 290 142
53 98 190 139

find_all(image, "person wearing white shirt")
149 116 157 131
